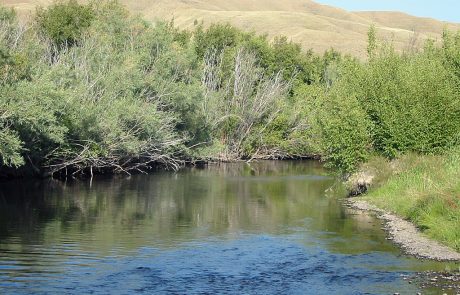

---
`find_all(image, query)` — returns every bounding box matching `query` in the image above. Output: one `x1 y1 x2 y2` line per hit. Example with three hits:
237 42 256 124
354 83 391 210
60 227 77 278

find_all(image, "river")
0 161 458 294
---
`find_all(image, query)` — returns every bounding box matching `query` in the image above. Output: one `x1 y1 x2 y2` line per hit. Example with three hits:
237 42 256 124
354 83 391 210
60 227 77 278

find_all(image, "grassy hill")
3 0 459 57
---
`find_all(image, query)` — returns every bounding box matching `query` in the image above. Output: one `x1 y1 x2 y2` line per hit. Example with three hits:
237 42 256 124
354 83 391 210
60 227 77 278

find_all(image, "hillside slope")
3 0 459 57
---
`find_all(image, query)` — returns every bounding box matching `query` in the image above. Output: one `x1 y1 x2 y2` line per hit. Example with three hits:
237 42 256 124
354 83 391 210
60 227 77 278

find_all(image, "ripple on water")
43 236 422 295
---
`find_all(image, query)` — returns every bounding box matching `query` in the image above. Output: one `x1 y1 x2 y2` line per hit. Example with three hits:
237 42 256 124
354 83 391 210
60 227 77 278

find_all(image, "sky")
315 0 460 23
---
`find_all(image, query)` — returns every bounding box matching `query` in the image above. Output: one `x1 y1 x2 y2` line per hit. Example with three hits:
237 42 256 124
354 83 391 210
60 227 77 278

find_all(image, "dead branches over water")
202 48 291 160
45 138 183 177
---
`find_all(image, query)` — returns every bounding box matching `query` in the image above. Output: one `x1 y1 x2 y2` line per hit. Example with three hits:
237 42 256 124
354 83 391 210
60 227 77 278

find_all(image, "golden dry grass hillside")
2 0 459 57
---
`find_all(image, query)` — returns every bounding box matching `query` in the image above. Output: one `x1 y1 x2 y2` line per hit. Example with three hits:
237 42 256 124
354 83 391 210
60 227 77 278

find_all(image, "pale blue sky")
315 0 460 22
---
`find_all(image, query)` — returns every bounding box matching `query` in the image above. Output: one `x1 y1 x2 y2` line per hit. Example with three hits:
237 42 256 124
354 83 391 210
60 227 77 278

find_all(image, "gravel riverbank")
345 199 460 262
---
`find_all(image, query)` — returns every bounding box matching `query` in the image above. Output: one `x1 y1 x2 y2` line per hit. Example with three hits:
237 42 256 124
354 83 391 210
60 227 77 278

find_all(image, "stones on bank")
345 199 460 261
344 162 460 262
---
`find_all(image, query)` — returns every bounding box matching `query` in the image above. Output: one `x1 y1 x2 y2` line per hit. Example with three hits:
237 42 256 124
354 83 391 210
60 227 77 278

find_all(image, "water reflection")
0 161 457 294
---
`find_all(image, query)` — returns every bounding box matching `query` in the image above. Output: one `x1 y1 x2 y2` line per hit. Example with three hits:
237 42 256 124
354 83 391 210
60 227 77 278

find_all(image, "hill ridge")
3 0 459 57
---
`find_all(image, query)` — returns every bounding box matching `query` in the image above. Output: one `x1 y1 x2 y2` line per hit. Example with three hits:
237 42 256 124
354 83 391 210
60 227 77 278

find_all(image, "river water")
0 161 458 294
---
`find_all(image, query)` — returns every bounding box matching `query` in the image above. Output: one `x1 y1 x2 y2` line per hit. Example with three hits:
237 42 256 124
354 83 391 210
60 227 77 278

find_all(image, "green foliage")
0 1 187 175
194 24 320 86
1 1 460 177
36 0 94 47
87 0 133 49
350 43 460 158
0 6 15 22
194 23 240 58
0 126 23 167
321 48 343 86
301 27 460 172
201 48 292 159
0 48 30 85
306 84 372 173
367 24 377 60
191 24 325 159
442 30 460 81
270 36 318 84
0 7 30 85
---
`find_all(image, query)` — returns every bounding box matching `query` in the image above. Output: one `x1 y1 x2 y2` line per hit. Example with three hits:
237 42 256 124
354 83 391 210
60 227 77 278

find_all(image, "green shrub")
306 83 372 173
194 23 240 58
355 48 460 157
311 27 460 171
442 30 460 81
0 126 23 167
36 0 94 47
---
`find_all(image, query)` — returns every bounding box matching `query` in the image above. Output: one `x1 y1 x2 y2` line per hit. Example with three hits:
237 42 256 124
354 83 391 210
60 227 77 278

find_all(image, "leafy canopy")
36 0 94 47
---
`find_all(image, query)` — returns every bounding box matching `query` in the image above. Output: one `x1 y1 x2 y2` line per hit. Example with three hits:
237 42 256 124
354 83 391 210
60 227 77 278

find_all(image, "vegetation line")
347 151 460 252
347 199 460 261
1 1 460 179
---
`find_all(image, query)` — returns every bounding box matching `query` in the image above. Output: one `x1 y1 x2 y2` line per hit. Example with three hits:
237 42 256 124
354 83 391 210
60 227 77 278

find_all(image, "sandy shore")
345 199 460 262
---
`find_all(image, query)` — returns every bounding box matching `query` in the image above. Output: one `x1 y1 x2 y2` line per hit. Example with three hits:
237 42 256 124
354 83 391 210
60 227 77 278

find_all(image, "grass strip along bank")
350 150 460 253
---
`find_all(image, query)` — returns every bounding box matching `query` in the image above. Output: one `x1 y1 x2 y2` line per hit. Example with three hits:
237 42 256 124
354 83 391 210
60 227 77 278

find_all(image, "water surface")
0 161 457 294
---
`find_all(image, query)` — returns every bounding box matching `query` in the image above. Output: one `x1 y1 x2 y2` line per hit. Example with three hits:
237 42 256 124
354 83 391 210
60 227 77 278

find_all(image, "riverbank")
346 199 460 261
346 149 460 260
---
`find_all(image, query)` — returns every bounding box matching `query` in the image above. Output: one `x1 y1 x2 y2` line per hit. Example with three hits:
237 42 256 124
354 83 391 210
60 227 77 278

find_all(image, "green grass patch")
362 149 460 251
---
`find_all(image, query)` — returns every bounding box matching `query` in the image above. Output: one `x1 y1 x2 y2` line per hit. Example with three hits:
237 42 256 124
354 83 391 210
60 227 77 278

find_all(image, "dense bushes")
0 3 187 176
357 49 460 157
0 0 459 177
305 83 372 173
305 32 460 172
36 0 94 47
0 1 322 176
